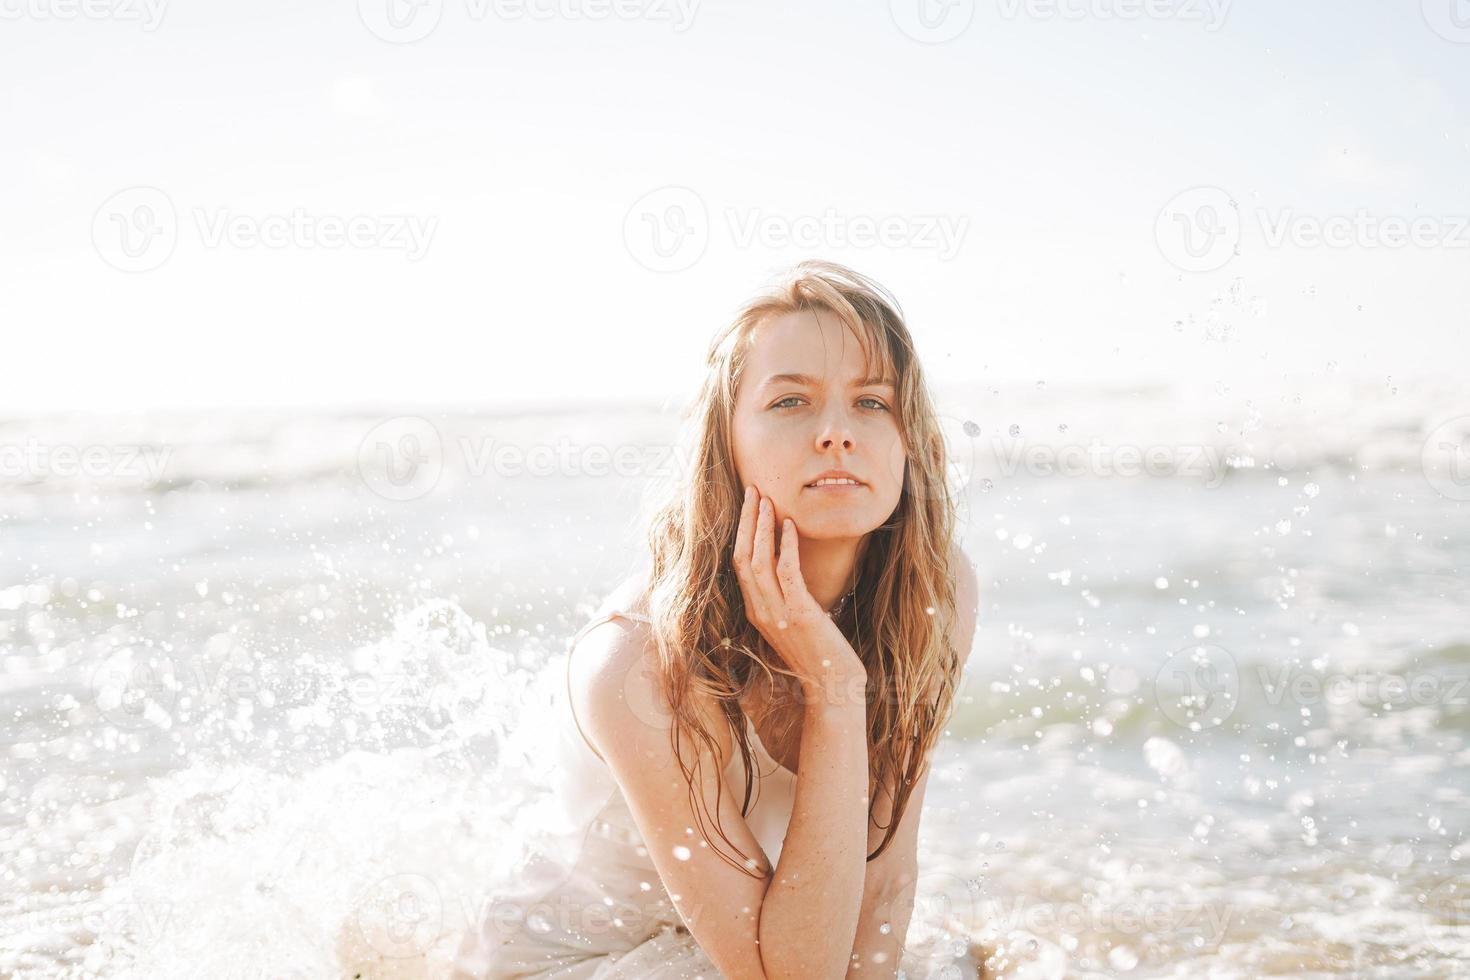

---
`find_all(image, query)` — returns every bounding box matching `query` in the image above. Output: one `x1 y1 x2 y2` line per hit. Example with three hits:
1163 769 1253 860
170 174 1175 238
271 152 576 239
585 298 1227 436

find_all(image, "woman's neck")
793 534 865 611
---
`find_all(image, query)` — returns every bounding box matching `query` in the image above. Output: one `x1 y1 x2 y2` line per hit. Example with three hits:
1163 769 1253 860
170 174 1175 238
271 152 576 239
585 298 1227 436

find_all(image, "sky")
1 0 1466 415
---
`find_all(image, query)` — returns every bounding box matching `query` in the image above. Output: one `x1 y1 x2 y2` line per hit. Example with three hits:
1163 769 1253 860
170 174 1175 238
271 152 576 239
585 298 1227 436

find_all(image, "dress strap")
564 609 652 765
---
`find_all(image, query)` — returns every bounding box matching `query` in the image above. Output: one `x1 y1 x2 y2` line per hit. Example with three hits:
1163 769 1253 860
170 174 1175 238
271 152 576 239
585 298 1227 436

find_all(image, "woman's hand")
731 485 865 699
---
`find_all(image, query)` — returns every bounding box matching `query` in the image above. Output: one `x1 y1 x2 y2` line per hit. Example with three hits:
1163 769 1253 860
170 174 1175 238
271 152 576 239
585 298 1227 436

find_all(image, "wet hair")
640 259 962 875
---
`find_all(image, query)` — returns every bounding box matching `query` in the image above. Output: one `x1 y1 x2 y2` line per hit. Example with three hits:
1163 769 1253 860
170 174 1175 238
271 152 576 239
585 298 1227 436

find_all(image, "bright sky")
2 0 1466 415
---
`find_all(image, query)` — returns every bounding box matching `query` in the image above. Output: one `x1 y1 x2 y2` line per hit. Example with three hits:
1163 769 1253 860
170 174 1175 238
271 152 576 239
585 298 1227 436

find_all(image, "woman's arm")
847 542 980 977
844 765 932 978
757 672 872 980
574 625 871 980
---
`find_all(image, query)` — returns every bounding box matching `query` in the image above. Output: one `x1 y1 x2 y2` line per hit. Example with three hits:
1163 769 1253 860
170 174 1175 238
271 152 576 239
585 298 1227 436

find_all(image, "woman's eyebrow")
760 372 896 389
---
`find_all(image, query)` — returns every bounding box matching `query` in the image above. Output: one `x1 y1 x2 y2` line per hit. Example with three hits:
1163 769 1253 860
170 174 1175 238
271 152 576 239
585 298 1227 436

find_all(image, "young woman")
453 260 983 979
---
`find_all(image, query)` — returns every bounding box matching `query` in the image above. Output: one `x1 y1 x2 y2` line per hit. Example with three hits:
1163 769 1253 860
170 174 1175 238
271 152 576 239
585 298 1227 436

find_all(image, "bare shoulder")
567 595 732 767
601 569 653 618
948 540 979 672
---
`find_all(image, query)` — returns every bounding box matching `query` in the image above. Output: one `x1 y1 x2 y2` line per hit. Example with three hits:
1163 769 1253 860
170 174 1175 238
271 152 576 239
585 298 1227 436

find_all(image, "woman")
453 260 984 978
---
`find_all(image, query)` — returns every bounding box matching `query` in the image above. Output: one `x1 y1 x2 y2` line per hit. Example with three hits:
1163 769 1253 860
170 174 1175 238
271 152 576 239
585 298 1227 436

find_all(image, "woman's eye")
772 396 889 411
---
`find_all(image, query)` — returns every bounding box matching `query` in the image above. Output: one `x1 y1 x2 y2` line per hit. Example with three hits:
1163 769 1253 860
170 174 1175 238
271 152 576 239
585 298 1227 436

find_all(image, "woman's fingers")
733 486 774 628
733 485 755 572
752 496 783 611
776 518 802 608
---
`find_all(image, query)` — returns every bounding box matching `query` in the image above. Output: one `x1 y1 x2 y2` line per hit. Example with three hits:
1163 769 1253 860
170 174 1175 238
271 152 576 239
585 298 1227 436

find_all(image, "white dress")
450 606 797 979
450 605 985 979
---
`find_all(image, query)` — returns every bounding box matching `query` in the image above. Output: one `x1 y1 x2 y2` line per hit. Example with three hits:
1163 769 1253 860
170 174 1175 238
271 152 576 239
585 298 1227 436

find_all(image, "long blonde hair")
641 259 961 876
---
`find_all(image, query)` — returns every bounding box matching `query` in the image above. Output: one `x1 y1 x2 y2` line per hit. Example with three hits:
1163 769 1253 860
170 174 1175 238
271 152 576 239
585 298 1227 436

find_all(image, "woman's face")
731 310 907 540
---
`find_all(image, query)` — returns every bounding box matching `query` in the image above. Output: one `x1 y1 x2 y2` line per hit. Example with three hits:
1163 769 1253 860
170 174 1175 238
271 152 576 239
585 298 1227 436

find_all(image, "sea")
1 376 1467 978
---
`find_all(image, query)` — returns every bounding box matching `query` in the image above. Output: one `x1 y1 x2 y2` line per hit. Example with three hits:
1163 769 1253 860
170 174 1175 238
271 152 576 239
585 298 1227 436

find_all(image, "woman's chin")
791 512 879 539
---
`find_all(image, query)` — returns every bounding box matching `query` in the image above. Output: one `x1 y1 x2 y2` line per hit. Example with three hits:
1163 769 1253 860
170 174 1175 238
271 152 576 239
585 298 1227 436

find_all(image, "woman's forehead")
743 310 889 381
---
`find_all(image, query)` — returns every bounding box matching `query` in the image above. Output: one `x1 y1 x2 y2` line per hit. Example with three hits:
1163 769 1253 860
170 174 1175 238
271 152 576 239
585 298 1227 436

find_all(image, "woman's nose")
815 410 856 451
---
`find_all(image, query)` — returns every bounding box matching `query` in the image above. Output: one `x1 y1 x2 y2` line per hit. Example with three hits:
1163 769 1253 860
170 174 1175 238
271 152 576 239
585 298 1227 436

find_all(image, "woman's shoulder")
567 581 735 768
598 571 653 622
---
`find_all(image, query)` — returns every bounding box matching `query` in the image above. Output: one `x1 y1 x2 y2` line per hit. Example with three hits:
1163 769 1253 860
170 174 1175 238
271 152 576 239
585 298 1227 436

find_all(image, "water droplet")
1108 945 1139 970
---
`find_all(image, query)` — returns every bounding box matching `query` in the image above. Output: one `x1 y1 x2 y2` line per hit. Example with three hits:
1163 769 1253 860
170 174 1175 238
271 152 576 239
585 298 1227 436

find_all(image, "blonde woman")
453 260 983 979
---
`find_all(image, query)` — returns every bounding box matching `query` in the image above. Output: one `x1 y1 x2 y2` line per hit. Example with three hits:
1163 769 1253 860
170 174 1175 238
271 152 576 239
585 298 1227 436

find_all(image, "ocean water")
1 380 1468 978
